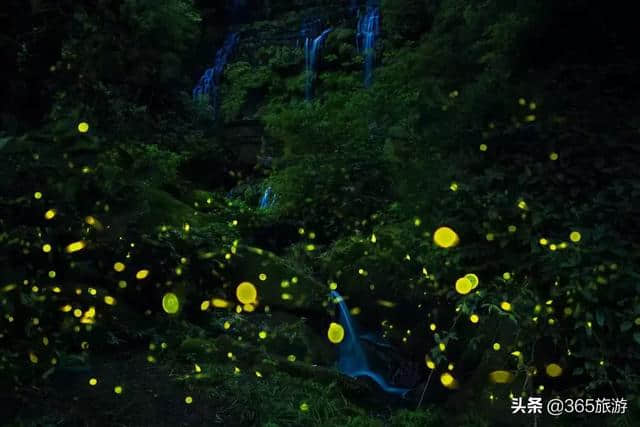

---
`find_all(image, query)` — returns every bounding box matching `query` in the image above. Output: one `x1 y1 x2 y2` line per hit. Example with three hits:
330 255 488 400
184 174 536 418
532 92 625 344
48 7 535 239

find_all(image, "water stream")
330 290 410 396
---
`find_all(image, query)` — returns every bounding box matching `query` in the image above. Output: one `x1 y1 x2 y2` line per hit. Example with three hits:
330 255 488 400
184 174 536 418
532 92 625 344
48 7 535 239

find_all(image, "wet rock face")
360 337 422 389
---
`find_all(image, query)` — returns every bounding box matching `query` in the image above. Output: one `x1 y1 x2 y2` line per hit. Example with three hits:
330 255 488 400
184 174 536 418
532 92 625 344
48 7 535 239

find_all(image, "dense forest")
1 0 639 426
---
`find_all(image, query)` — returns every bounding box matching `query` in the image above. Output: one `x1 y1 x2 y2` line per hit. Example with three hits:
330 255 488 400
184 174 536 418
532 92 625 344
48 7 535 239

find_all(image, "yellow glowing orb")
493 342 501 351
327 322 345 344
550 152 558 161
185 396 193 404
465 273 479 289
433 227 460 248
114 386 123 394
569 231 581 242
440 372 456 388
469 314 479 324
44 209 56 220
42 244 52 253
500 301 512 311
258 331 267 339
89 378 98 386
113 262 125 272
212 298 231 308
479 144 488 152
425 356 436 370
136 269 149 279
78 122 90 133
65 241 86 253
236 282 257 305
489 370 514 384
162 292 180 314
455 277 473 295
300 402 310 412
545 363 563 377
377 299 395 308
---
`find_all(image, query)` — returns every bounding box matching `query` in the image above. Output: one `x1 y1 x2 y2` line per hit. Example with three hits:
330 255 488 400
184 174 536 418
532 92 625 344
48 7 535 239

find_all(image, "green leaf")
620 321 632 332
634 333 640 345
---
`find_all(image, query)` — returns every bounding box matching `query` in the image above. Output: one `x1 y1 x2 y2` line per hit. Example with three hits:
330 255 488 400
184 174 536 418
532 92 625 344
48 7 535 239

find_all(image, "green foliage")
256 45 303 72
120 0 201 54
220 62 274 121
390 409 443 426
381 0 436 41
127 144 183 187
57 0 201 124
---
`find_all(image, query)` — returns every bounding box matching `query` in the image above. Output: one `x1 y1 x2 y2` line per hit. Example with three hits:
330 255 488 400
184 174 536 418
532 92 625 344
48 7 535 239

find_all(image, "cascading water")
259 186 275 209
193 32 239 118
357 7 380 87
304 28 332 100
330 291 410 396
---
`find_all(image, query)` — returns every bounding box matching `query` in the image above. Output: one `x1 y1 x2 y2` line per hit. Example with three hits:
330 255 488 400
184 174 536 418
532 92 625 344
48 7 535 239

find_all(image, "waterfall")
193 32 239 118
357 7 380 87
330 291 410 396
304 28 332 100
259 187 275 209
